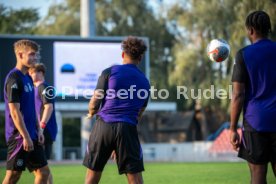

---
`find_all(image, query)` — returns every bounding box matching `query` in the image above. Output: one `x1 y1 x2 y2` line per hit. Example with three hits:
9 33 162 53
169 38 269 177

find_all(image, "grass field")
0 162 275 184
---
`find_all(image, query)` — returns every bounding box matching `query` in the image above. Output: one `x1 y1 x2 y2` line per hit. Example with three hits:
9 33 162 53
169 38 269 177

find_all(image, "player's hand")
38 130 45 145
230 130 240 151
110 150 116 161
23 136 34 152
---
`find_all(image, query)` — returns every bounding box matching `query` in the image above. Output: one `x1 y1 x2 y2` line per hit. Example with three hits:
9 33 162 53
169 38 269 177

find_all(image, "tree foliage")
35 0 80 35
34 0 176 92
168 0 276 114
95 0 176 90
0 4 39 34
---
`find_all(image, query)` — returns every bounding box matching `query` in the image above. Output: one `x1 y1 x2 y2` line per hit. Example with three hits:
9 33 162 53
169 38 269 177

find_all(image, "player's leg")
247 163 268 184
85 169 102 184
126 173 143 184
83 118 114 184
44 138 54 184
115 123 144 184
271 162 276 177
27 141 49 184
2 170 22 184
238 131 270 184
3 135 27 184
270 132 276 177
33 165 50 184
47 172 53 184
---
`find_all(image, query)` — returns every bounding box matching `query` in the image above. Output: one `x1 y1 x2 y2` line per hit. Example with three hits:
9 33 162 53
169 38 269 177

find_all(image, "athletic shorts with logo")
6 134 48 172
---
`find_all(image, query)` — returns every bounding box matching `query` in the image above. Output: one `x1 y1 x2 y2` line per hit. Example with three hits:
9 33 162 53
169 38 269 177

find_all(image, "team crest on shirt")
16 159 24 167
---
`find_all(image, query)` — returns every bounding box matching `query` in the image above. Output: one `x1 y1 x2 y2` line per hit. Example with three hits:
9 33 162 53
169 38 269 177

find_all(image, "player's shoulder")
38 82 48 91
101 66 113 77
5 69 22 85
6 69 20 80
268 40 276 48
236 46 248 55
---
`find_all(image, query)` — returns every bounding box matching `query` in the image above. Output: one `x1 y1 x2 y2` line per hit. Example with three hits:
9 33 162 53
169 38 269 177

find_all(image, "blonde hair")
14 39 40 54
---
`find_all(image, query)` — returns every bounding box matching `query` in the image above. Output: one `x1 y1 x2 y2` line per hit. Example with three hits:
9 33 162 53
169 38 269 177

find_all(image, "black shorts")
83 118 144 174
238 131 276 164
44 142 53 160
6 134 48 172
43 129 53 160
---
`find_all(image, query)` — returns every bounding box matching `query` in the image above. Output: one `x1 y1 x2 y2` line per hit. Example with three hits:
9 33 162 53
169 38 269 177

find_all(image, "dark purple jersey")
4 68 37 142
96 64 150 125
232 39 276 132
34 82 57 141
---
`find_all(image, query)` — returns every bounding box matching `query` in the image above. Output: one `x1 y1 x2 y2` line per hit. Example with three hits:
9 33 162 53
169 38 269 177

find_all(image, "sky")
0 0 180 19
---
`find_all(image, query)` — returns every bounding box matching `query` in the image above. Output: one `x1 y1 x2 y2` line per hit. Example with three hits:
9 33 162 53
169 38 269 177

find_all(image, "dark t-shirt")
232 39 276 132
4 68 37 142
34 82 57 142
96 64 150 125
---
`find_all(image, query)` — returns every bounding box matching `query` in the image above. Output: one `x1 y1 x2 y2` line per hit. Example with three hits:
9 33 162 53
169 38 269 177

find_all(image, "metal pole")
81 0 96 37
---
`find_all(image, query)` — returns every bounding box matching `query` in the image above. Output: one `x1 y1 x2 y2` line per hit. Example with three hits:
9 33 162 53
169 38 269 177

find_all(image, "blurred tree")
35 0 80 35
36 0 176 94
0 4 39 34
230 0 276 50
168 0 237 111
166 0 276 132
95 0 176 91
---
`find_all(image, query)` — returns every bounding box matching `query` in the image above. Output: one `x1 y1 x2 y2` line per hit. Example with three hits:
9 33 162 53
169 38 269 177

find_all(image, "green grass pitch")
0 162 275 183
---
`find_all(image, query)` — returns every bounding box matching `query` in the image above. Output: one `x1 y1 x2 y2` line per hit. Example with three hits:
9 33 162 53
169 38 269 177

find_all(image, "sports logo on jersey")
11 83 18 89
27 83 32 92
24 83 33 92
24 85 29 92
16 159 24 167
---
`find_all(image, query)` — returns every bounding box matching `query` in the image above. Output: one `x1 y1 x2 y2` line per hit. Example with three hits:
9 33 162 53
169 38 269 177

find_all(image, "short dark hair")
245 11 271 37
29 63 46 75
121 36 147 60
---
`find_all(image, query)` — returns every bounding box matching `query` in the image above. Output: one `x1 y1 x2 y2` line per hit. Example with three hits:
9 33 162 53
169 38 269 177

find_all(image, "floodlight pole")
80 0 96 159
81 0 96 37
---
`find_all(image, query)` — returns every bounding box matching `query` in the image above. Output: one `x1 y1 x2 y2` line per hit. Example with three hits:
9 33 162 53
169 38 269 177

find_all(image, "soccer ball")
207 39 230 62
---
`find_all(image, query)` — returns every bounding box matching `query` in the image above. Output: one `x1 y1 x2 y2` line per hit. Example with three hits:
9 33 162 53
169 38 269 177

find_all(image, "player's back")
242 39 276 131
98 64 150 125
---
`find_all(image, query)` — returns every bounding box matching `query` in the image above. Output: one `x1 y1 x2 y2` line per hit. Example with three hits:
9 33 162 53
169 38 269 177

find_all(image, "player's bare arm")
38 103 53 144
38 103 54 144
8 103 33 152
230 82 245 151
41 103 53 124
87 89 104 118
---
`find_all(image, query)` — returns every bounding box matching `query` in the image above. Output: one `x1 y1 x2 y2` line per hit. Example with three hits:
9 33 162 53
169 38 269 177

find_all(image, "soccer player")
29 63 58 184
2 40 50 184
230 11 276 183
83 36 150 184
